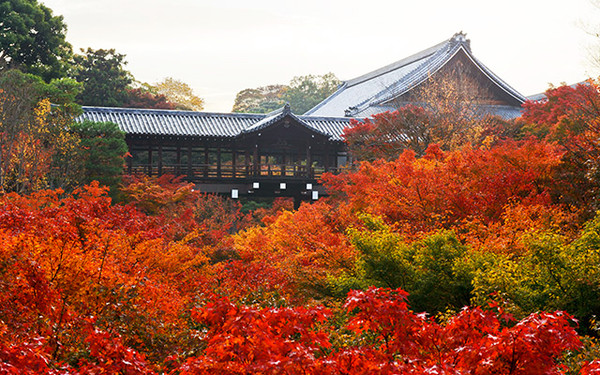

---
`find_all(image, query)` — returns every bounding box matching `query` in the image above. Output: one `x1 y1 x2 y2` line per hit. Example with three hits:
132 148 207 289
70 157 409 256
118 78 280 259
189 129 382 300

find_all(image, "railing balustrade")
129 163 341 181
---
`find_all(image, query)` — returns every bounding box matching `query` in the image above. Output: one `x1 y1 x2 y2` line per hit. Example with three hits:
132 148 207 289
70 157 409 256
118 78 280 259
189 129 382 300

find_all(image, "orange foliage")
233 201 358 301
324 139 564 239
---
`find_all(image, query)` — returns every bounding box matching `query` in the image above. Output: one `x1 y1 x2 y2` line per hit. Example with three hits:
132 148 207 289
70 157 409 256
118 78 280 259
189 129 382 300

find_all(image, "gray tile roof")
306 32 526 119
78 106 352 141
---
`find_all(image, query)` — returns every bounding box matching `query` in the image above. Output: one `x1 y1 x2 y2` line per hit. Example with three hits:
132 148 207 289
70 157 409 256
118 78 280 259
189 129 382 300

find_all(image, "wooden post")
187 146 193 180
148 148 153 176
176 145 181 175
306 143 312 179
217 146 221 178
253 145 259 176
158 144 163 176
232 149 237 178
204 147 209 178
127 152 132 174
245 149 250 178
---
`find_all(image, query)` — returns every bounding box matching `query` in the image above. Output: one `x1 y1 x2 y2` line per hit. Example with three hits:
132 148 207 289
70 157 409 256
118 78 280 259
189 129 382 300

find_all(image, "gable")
238 113 330 143
387 48 524 108
306 32 526 119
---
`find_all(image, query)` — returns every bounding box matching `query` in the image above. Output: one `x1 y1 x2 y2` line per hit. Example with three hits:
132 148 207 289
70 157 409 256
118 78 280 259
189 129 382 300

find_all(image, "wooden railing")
128 163 340 181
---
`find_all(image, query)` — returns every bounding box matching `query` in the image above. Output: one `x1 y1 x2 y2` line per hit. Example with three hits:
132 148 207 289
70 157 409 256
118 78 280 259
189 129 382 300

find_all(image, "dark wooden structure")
80 104 351 206
79 33 529 207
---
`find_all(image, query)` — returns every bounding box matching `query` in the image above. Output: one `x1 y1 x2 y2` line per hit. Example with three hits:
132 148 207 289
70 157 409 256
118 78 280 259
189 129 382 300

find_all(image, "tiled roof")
306 32 526 119
240 103 331 137
78 106 352 141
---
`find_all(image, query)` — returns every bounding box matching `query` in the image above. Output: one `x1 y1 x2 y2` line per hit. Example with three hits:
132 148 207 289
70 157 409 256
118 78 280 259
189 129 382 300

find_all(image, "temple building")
79 104 351 205
306 32 526 119
78 32 529 204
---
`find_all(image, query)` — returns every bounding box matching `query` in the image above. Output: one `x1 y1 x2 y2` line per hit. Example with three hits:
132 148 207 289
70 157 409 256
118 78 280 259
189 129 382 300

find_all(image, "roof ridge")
347 41 457 116
81 106 267 118
344 38 451 88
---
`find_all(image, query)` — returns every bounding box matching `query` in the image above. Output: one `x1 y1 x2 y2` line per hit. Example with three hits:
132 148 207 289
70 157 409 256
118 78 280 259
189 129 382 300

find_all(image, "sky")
42 0 600 112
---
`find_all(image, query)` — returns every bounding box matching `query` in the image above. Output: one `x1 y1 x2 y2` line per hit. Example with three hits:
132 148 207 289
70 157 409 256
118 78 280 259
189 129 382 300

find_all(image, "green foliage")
70 120 128 194
72 48 133 107
283 73 340 115
231 85 287 113
473 214 600 334
0 69 83 192
0 0 72 81
330 215 478 313
231 73 340 114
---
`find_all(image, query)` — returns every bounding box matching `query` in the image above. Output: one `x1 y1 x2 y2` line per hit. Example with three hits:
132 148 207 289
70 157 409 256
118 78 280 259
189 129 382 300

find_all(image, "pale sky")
42 0 600 112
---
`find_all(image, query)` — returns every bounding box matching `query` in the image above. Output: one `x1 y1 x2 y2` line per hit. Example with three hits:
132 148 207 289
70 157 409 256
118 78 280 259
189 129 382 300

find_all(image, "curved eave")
461 48 526 104
369 45 526 110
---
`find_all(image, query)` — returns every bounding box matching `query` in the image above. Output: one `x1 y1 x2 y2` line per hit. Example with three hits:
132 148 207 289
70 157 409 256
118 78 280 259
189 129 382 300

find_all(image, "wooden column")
127 153 132 174
253 145 259 176
245 149 250 178
217 147 221 178
187 146 193 180
281 153 286 176
204 146 209 178
157 144 163 176
148 147 153 176
306 143 313 179
176 145 181 175
232 149 237 178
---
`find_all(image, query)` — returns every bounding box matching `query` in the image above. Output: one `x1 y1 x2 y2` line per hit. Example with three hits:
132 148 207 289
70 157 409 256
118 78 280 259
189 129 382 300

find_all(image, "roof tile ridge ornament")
450 31 471 52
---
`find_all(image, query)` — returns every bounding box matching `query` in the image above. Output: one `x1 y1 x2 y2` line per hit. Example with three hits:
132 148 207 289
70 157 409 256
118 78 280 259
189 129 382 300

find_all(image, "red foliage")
343 105 431 160
324 139 563 237
176 287 585 374
75 325 156 374
124 88 177 110
180 296 331 374
522 81 600 138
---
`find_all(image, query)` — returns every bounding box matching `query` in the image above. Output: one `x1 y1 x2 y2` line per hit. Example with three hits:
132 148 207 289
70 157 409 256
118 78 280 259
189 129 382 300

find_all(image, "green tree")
283 73 340 114
232 85 287 113
0 69 82 192
70 120 128 195
72 48 132 107
0 0 72 81
472 214 600 334
330 215 480 314
231 73 340 114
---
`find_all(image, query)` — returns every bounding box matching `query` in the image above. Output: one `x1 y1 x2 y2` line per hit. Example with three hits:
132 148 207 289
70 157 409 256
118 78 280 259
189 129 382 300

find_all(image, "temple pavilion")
78 32 528 204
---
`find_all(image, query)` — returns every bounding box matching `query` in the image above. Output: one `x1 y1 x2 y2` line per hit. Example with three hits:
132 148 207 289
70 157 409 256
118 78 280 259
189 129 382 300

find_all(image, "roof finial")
451 31 470 51
283 102 291 114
